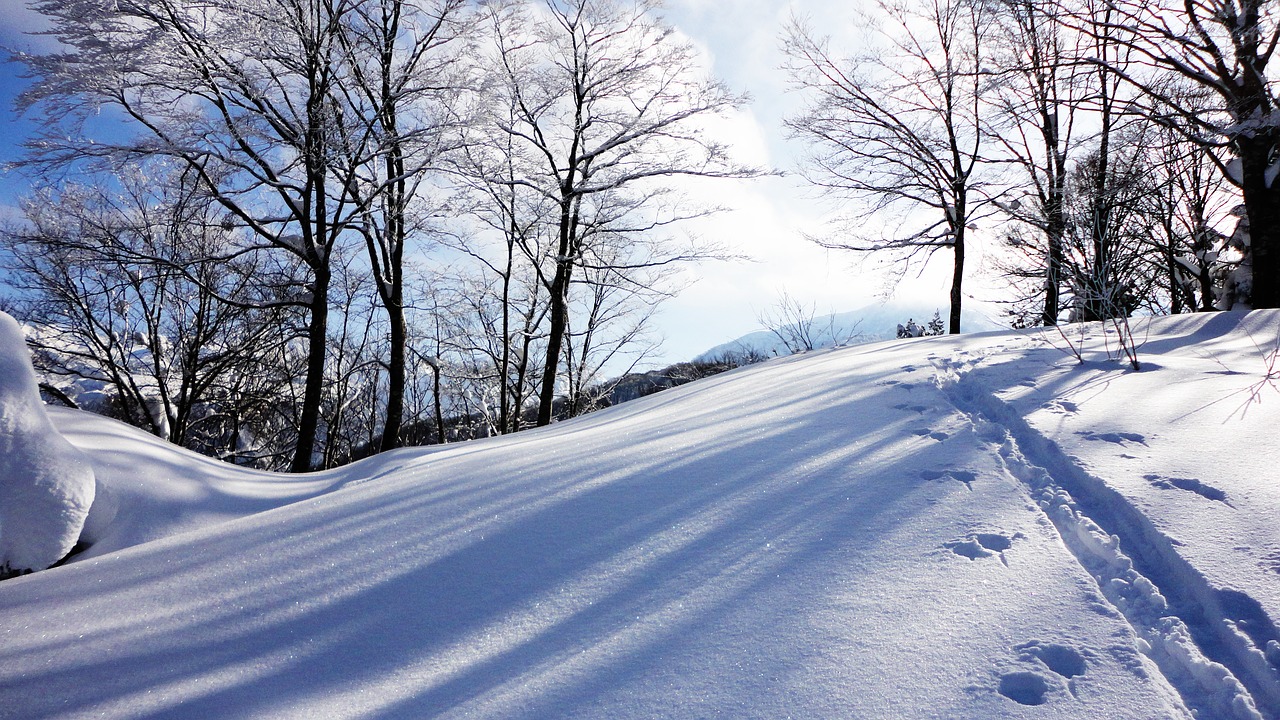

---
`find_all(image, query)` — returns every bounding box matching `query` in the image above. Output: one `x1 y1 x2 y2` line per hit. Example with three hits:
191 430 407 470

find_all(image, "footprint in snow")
997 671 1053 706
921 469 976 490
892 403 930 414
1043 399 1079 414
974 533 1014 552
1015 641 1087 678
1077 430 1147 446
912 428 949 441
944 532 1020 564
1143 474 1232 506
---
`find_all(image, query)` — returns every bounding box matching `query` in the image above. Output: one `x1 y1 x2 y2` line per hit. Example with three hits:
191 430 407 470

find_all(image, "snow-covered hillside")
3 311 1280 719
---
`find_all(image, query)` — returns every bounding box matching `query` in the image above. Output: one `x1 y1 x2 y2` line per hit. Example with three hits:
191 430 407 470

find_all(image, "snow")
2 310 1280 718
0 312 96 574
46 407 370 559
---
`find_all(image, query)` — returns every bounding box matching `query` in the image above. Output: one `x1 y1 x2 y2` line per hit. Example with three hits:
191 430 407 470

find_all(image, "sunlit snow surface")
3 311 1280 719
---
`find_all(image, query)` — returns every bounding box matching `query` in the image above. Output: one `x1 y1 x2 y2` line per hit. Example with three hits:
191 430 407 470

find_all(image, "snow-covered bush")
0 312 96 577
898 312 945 339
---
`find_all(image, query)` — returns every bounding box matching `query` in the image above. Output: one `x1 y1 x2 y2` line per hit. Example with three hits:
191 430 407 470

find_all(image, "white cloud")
641 1 977 365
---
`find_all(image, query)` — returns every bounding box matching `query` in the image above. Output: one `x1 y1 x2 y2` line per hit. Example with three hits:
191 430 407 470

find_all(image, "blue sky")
0 1 977 364
0 3 49 218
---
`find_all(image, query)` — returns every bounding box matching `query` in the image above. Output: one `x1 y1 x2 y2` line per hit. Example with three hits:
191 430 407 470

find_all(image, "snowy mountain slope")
2 312 1280 718
694 300 1004 361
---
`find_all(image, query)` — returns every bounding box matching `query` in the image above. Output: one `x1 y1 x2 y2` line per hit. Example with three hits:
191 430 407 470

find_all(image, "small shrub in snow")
0 312 96 577
898 311 945 339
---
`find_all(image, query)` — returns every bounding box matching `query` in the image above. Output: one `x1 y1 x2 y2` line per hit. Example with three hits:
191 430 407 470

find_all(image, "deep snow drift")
2 310 1280 719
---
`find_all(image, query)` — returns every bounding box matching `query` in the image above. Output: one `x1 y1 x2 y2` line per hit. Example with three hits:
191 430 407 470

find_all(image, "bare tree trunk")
536 250 572 427
1042 156 1068 325
498 210 517 434
381 292 407 452
433 361 445 445
1239 133 1280 308
377 132 409 452
292 265 331 472
1044 221 1065 324
950 232 966 334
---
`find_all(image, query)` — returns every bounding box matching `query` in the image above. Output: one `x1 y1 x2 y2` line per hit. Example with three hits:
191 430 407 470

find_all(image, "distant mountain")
694 301 1004 362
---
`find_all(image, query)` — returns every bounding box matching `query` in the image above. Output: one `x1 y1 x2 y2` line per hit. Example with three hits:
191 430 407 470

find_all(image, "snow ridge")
933 356 1280 720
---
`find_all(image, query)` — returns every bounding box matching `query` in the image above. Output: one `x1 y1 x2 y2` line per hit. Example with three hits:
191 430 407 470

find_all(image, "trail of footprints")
919 349 1262 709
906 355 1092 705
1046 392 1234 510
888 376 952 441
923 459 1089 706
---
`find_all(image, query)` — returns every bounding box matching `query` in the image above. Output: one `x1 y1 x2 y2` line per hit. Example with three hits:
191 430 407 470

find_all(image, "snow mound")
0 312 96 574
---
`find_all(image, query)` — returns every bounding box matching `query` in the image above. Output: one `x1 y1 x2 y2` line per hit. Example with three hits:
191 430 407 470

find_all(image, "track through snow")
932 346 1280 720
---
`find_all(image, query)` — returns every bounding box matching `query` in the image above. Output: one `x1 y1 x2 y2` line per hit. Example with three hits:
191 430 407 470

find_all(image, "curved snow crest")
934 357 1268 720
44 406 390 559
0 312 97 574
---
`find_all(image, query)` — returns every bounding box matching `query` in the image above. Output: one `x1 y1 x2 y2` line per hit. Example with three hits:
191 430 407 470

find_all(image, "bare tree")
758 292 821 354
315 262 386 469
560 231 670 418
1141 97 1239 313
423 263 546 437
1069 0 1280 308
986 0 1090 325
992 0 1164 325
483 0 763 427
334 0 469 451
19 0 373 471
1070 0 1143 321
783 0 995 334
0 164 294 463
1059 139 1160 321
445 89 556 435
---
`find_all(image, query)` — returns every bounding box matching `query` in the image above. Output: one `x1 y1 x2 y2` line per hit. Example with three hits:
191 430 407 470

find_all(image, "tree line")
783 0 1276 330
3 0 1276 471
1 0 761 471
